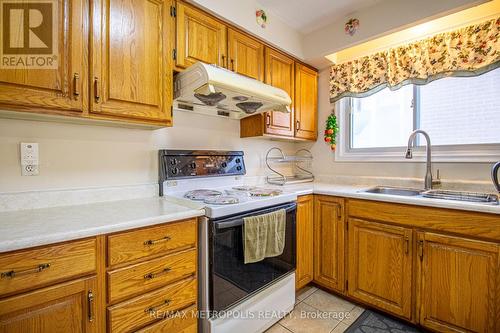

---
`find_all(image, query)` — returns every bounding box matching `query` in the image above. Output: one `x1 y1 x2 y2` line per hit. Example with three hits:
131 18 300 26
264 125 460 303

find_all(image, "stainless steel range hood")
173 62 291 119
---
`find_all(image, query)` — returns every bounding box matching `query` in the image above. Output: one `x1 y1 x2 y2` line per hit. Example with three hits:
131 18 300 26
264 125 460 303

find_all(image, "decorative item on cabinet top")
266 147 314 185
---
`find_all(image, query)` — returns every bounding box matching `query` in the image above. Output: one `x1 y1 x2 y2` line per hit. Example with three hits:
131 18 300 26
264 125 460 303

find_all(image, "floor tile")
296 285 318 301
331 322 349 333
280 302 340 333
341 306 364 326
303 289 356 315
265 324 292 333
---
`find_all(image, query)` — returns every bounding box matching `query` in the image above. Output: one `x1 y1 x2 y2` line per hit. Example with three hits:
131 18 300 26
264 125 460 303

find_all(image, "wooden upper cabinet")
295 64 318 140
313 195 345 293
227 29 264 81
264 48 295 137
176 2 227 69
348 219 413 320
0 0 88 114
418 232 500 333
0 276 98 333
296 195 314 290
90 0 172 124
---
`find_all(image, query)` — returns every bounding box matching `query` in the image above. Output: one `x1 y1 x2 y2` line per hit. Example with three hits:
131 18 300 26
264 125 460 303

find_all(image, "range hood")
173 62 291 119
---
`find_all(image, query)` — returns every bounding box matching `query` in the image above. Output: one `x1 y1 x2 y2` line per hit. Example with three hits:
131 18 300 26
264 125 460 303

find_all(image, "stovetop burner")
249 189 283 197
184 189 222 201
204 196 240 205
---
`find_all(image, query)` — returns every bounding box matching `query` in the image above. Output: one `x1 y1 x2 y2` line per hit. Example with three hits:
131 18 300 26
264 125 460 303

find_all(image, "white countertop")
0 197 204 253
1 182 498 253
281 182 500 215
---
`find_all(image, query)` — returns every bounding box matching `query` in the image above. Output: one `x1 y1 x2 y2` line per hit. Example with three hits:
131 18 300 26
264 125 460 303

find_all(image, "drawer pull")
144 236 171 246
145 299 171 314
1 263 51 279
144 267 171 280
87 290 95 322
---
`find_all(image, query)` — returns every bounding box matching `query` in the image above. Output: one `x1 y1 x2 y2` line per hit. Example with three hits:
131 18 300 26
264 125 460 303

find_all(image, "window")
338 68 500 162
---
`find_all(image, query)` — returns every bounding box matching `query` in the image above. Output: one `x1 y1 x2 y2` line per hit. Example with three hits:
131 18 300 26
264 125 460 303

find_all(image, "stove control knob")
236 166 242 171
221 162 227 168
190 162 196 169
235 158 241 163
171 167 179 175
170 158 178 165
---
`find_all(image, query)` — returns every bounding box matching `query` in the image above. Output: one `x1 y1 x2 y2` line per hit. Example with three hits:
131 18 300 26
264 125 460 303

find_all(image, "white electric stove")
159 150 297 333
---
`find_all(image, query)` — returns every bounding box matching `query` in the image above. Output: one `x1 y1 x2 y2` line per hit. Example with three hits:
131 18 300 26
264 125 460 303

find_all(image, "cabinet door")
0 0 88 113
227 29 264 81
418 232 500 333
295 64 317 140
264 48 294 137
348 219 413 319
90 0 172 124
0 276 98 333
176 2 227 69
296 195 314 290
313 195 345 292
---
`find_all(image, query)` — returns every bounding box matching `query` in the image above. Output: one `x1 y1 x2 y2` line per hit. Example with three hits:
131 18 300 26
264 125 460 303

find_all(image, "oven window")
210 205 296 312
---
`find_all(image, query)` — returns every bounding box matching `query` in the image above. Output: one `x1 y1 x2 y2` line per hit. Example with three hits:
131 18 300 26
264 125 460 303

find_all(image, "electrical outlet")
20 143 39 176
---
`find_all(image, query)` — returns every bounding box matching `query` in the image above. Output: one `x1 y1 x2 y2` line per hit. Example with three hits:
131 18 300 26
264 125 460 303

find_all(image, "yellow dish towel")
243 209 286 264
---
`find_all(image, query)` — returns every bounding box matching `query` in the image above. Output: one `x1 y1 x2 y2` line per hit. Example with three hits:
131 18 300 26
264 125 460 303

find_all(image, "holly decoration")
324 114 339 151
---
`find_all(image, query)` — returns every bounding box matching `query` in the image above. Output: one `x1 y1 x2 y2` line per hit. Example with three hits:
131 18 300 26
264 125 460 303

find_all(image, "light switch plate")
20 142 39 176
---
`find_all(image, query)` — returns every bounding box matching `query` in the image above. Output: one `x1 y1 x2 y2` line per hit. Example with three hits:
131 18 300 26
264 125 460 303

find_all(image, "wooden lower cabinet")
347 218 413 320
296 195 314 289
418 232 500 333
313 195 345 292
0 276 98 333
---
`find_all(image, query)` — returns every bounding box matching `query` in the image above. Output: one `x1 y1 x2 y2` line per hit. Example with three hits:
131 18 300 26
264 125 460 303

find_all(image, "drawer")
107 219 197 267
108 276 197 333
135 304 197 333
107 248 196 304
0 238 97 297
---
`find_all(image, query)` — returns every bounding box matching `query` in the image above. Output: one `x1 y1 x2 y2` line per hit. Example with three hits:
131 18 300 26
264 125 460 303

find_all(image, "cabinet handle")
93 77 100 103
144 267 171 280
418 240 424 260
296 120 300 131
87 290 95 322
144 235 171 246
266 113 271 126
1 263 50 279
73 73 80 98
404 236 409 254
230 59 234 71
145 299 171 314
221 55 226 68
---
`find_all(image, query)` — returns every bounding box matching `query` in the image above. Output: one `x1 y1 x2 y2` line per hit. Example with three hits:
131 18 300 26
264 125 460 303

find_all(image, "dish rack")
265 147 314 185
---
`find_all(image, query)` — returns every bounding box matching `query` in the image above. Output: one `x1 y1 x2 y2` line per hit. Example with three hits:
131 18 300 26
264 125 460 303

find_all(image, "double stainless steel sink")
363 186 499 205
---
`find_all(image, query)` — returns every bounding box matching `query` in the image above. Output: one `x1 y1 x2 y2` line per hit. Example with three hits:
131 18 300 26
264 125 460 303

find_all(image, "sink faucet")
405 130 440 190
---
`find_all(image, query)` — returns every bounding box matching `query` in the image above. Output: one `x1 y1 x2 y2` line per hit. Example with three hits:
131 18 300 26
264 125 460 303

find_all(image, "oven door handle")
215 204 296 230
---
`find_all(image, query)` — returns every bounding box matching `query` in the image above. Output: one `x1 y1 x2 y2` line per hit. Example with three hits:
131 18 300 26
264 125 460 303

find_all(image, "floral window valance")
329 17 500 102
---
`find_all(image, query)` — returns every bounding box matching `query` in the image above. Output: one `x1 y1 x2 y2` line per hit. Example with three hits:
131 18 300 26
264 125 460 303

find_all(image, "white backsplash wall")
298 68 496 183
0 111 296 192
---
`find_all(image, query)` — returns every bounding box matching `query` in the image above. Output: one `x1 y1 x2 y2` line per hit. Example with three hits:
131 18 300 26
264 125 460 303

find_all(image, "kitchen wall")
299 69 495 183
0 112 296 192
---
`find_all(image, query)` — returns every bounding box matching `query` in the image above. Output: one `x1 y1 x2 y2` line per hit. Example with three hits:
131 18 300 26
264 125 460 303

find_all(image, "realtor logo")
0 0 58 69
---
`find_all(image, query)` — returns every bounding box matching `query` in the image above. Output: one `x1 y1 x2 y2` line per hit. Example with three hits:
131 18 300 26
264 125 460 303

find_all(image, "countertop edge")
0 209 204 253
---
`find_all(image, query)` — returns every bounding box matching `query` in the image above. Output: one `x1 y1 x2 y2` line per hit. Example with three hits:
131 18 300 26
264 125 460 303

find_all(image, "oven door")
209 202 296 312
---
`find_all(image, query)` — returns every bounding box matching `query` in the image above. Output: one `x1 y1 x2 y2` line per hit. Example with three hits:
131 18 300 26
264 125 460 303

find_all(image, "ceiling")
260 0 385 34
